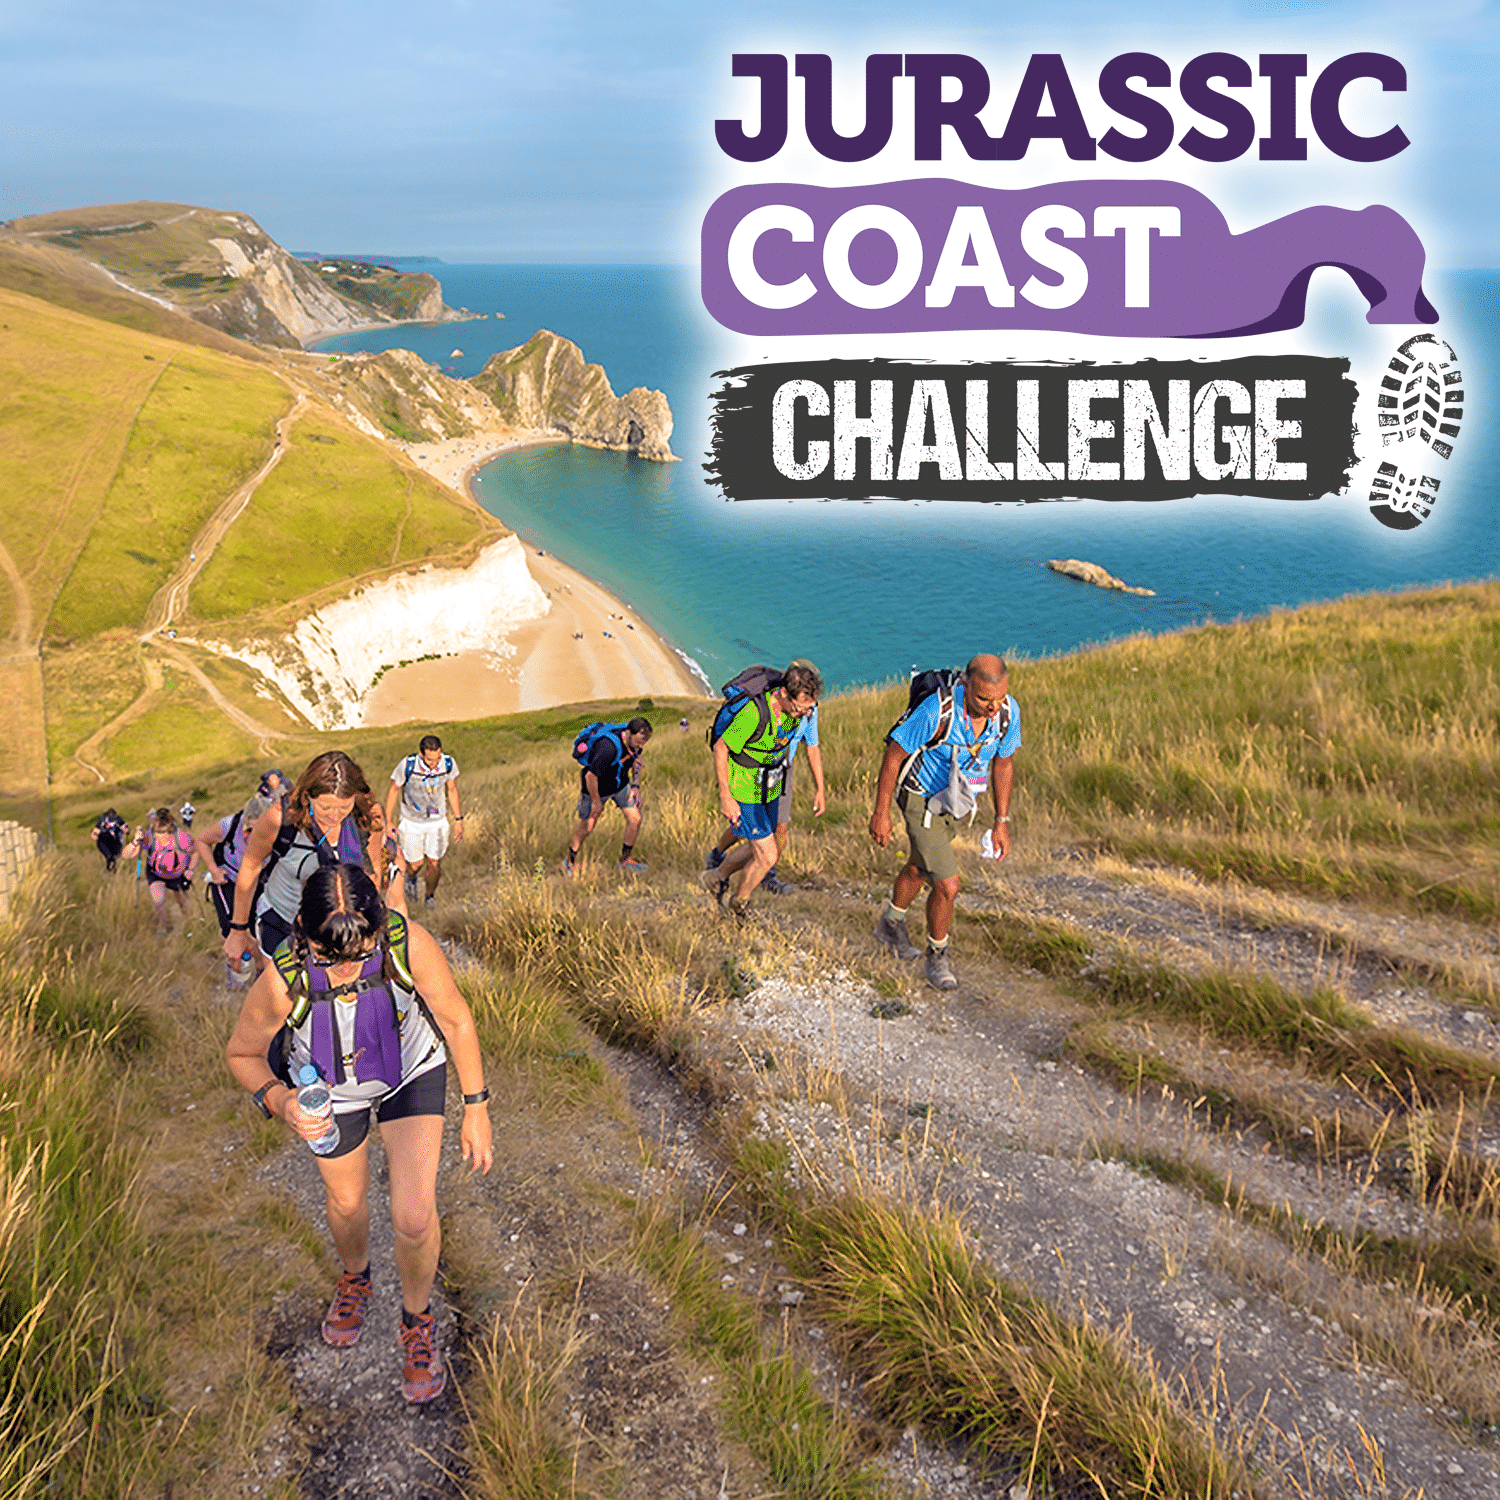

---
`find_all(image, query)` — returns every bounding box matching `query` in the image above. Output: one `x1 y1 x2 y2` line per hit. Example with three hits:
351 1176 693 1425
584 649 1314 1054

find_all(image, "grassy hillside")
0 287 183 631
9 584 1500 1499
46 350 290 639
189 411 492 621
0 278 500 792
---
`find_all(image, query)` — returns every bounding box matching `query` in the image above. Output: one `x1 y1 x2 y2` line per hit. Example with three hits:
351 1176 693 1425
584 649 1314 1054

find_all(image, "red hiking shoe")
399 1309 447 1403
322 1269 372 1347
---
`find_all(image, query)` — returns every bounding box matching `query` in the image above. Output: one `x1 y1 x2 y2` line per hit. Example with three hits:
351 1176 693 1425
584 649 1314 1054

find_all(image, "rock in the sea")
1046 558 1154 595
472 330 677 461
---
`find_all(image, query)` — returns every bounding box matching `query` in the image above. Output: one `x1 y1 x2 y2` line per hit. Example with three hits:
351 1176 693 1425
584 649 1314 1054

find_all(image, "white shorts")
398 819 450 862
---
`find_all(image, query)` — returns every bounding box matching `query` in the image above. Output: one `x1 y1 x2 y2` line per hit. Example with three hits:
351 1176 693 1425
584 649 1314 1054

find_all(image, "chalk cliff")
201 536 548 730
472 330 677 461
0 203 464 348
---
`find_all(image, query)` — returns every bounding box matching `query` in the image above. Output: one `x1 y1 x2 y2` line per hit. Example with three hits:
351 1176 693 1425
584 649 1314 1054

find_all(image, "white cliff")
202 535 548 730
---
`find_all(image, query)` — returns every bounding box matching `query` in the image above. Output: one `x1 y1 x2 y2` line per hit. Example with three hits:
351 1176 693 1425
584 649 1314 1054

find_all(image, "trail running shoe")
761 871 794 894
728 898 756 926
698 867 730 906
322 1269 372 1348
925 945 958 992
399 1309 447 1403
404 873 418 903
705 846 725 870
618 855 648 872
562 855 578 877
874 912 921 961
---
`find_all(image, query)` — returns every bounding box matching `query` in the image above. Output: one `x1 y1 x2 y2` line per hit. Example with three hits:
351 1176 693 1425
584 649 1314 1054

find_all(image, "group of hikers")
568 653 1020 993
81 658 1016 1407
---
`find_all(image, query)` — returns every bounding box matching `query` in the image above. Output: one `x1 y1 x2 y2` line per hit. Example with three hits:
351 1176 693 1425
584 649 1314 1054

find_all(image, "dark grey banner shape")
706 356 1356 503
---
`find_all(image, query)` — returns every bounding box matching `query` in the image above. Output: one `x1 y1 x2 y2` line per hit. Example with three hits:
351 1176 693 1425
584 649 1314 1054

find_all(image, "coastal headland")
0 202 701 796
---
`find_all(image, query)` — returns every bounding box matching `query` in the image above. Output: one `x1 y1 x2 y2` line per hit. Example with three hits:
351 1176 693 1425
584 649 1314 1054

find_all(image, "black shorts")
322 1061 448 1159
150 874 192 893
257 907 293 957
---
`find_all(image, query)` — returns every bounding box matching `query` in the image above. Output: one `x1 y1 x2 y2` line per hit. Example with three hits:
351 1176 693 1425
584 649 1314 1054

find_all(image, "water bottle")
296 1065 341 1156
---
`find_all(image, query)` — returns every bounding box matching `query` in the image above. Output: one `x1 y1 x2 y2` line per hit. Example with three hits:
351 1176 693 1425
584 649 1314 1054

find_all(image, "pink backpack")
147 828 194 881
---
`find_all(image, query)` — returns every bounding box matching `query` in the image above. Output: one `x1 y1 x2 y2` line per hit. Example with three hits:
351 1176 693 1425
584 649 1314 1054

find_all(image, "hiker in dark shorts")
870 655 1020 991
222 751 387 970
196 793 273 932
91 807 130 872
136 807 199 934
225 863 492 1404
564 717 652 874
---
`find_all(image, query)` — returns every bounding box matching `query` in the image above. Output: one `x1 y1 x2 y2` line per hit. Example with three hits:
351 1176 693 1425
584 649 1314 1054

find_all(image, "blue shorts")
733 801 779 842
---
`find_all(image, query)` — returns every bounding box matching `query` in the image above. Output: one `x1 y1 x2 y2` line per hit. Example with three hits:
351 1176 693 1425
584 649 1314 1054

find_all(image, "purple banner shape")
700 178 1438 339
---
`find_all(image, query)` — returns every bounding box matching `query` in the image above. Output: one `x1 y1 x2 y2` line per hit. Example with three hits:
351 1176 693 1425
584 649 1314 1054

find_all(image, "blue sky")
2 0 1495 264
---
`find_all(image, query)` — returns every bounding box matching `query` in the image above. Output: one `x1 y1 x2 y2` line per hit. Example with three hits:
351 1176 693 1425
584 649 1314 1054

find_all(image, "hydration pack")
271 911 431 1090
146 828 194 881
570 722 625 768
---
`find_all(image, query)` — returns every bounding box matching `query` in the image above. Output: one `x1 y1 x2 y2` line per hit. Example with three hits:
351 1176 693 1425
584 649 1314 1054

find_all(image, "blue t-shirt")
784 704 818 766
891 685 1020 799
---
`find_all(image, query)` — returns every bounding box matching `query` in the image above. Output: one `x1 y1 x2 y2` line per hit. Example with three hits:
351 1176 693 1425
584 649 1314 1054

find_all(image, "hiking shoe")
728 898 756 925
874 913 921 961
618 855 648 872
423 893 435 908
698 867 730 906
925 945 958 991
404 874 418 903
761 871 794 894
399 1309 447 1403
322 1269 372 1347
704 846 725 871
562 855 578 877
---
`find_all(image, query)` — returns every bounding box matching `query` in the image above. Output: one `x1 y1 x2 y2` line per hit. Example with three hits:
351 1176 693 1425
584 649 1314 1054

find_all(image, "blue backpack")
571 721 626 768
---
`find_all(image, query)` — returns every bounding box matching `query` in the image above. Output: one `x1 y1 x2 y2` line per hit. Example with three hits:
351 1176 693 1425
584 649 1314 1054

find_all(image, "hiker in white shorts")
385 736 463 908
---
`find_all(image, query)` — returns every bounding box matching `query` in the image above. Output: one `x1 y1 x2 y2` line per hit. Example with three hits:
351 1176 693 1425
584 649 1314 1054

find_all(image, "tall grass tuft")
735 1143 1247 1499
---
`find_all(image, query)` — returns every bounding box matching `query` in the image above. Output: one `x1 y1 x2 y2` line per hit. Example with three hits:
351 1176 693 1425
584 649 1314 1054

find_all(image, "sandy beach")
360 433 707 727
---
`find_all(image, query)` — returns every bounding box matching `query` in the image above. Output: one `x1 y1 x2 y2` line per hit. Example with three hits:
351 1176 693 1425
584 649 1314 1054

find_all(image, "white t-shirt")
391 753 459 823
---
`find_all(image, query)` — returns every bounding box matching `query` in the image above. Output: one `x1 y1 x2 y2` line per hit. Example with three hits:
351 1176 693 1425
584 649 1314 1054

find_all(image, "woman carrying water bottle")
225 863 492 1403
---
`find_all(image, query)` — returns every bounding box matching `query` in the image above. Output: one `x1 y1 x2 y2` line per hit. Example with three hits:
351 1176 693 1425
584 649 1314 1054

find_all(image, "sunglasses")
308 943 377 968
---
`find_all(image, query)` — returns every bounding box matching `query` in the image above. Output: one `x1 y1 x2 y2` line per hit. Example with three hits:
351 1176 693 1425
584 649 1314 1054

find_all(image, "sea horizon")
314 264 1499 696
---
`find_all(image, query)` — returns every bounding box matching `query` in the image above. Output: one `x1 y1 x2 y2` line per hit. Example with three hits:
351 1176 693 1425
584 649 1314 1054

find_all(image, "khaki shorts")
898 790 961 882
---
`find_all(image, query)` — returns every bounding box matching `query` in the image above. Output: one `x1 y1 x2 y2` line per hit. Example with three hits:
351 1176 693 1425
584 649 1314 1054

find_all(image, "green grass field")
188 412 491 620
46 349 290 639
0 286 173 631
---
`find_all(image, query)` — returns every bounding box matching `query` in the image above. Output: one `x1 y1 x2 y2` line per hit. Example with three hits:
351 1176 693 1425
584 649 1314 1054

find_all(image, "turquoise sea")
315 265 1499 694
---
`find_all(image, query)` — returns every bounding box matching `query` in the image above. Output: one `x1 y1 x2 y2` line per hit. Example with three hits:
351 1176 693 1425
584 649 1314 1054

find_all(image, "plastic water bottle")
296 1065 341 1156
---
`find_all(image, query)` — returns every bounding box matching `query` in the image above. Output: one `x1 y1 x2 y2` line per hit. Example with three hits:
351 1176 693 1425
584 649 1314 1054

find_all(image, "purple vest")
304 952 405 1089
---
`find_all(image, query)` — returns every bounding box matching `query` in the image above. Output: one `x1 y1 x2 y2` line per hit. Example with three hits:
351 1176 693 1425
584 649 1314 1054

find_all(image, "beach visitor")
137 807 199 934
564 717 652 874
222 751 386 969
700 661 821 918
706 674 826 895
91 806 130 872
869 656 1020 991
385 736 463 908
225 863 492 1403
